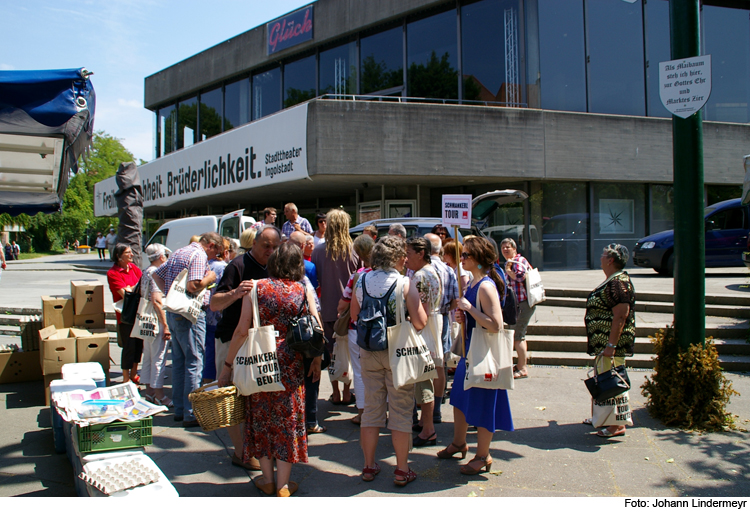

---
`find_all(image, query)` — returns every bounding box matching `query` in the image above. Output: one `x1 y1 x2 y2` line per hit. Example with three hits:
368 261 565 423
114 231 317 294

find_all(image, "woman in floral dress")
219 243 322 497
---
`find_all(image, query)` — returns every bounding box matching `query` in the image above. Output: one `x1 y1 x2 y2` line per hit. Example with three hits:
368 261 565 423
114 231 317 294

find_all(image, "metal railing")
318 93 528 108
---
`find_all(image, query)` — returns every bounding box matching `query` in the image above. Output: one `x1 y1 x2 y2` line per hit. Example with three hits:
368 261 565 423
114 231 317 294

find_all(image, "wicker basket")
188 382 246 432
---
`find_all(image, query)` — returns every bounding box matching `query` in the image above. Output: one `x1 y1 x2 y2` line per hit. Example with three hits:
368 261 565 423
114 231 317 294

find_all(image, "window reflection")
200 87 223 140
538 0 586 112
360 26 404 94
586 0 645 116
703 5 750 123
650 185 674 233
158 104 176 157
462 0 523 106
224 77 249 131
253 68 281 120
592 183 646 261
284 55 316 108
542 182 588 269
177 96 197 150
645 0 671 118
320 41 357 96
407 9 457 99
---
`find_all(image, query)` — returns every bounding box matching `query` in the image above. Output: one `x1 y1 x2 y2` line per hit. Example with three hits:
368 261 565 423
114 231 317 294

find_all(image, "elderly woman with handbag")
218 243 322 497
350 235 427 487
438 236 513 475
583 243 635 438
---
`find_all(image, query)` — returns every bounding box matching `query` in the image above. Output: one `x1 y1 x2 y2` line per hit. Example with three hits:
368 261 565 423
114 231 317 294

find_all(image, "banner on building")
95 104 309 217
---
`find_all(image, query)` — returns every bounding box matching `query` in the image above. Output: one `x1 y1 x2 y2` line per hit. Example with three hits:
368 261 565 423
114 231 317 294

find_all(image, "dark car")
633 198 750 276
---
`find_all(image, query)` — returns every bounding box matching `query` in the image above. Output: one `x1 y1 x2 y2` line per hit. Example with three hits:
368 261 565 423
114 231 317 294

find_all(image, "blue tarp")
0 68 96 216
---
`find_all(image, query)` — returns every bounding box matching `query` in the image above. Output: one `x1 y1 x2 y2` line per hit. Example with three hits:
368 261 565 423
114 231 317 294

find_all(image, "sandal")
513 369 528 379
343 394 356 406
361 462 381 482
437 442 468 460
277 481 299 497
328 395 343 406
460 455 493 475
393 467 417 487
306 423 327 434
350 415 361 426
154 396 174 408
253 477 275 496
413 432 437 447
143 393 156 403
582 418 593 426
597 427 626 438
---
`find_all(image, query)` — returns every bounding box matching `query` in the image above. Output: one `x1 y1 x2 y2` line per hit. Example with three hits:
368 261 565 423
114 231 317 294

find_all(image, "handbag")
232 283 285 396
119 280 141 325
286 291 326 359
464 296 515 390
164 267 207 324
591 391 633 427
130 297 160 342
328 334 352 384
334 272 361 337
387 277 437 389
525 267 546 307
584 354 631 402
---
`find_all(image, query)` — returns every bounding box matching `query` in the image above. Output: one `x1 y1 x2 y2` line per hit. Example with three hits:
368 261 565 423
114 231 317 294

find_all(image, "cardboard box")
0 350 42 384
41 295 74 329
70 328 111 373
74 313 106 330
44 373 64 405
39 326 77 375
70 280 104 316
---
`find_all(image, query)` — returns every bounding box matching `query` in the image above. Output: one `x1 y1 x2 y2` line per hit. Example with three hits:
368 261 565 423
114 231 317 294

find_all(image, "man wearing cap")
210 225 281 469
106 228 118 258
153 233 220 428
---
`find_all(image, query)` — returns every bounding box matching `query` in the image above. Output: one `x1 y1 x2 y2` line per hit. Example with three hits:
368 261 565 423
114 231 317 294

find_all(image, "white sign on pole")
659 55 712 119
442 194 473 229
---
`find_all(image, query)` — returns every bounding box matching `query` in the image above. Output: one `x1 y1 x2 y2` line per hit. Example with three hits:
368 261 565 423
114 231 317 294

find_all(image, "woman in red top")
107 243 143 384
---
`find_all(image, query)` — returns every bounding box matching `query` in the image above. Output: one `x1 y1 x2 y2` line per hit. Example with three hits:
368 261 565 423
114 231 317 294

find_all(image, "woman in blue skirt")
437 236 513 475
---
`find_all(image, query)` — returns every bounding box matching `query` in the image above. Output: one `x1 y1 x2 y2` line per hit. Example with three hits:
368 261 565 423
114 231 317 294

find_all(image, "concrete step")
545 288 750 307
542 297 750 318
526 334 750 355
523 351 750 372
525 322 749 339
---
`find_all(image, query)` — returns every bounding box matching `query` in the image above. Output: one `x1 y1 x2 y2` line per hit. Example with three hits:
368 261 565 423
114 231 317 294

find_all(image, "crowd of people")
105 202 636 496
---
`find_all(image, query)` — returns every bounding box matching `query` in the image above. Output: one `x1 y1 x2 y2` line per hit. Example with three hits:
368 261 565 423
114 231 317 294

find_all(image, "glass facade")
284 54 316 108
199 87 223 140
360 26 404 95
158 104 176 156
541 182 588 269
645 0 672 118
253 67 281 120
407 9 458 99
177 96 197 150
319 41 357 96
650 185 674 233
224 77 249 131
592 183 647 262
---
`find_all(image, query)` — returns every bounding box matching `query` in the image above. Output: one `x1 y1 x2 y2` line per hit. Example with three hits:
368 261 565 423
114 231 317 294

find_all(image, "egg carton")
0 343 20 353
79 457 160 495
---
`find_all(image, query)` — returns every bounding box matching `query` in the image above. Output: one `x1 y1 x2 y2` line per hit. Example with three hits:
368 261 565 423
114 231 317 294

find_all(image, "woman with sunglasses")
313 213 326 248
430 224 452 240
437 237 513 475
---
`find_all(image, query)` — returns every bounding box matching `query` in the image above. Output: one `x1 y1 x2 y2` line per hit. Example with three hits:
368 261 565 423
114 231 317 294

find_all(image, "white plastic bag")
525 267 546 307
328 334 353 384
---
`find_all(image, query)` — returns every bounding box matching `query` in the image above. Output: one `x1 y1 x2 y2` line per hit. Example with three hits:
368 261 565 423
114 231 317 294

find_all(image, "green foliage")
360 55 403 95
642 326 739 431
408 51 458 100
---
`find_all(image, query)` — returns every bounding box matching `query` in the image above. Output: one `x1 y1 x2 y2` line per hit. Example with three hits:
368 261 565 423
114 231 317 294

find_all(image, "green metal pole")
670 0 705 348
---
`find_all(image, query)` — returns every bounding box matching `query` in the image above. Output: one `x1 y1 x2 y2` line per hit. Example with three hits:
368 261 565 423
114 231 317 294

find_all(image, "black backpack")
495 262 518 326
356 274 399 351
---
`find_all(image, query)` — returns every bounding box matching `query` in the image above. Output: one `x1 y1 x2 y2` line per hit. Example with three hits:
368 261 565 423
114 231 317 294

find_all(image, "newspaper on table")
52 381 167 426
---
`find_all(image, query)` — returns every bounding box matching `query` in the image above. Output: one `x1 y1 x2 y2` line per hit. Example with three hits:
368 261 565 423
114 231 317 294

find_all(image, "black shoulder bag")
286 294 327 359
120 278 142 325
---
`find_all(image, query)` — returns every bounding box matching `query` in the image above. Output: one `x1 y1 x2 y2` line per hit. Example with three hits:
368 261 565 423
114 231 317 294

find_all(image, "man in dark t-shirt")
209 225 280 470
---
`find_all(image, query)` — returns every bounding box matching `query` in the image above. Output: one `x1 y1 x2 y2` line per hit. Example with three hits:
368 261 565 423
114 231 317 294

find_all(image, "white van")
141 209 255 267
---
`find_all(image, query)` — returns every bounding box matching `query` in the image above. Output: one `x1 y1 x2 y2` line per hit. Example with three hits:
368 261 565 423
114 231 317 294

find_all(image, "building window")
542 182 588 269
585 0 646 116
462 0 523 106
158 104 176 157
200 87 223 140
319 41 357 96
224 77 249 131
538 0 587 112
703 4 750 123
284 54 317 108
177 96 198 150
253 67 281 120
645 0 671 118
407 8 458 100
592 183 647 262
360 26 404 95
650 184 674 233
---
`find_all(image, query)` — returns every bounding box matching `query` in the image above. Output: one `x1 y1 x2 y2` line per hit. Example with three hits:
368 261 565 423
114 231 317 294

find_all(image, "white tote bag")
232 283 285 396
164 268 207 324
525 267 546 307
328 334 353 384
130 298 160 342
388 277 437 389
592 392 633 428
464 297 515 391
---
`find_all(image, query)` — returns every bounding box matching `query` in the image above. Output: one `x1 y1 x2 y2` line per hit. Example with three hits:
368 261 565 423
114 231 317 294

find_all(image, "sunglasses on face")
460 252 470 259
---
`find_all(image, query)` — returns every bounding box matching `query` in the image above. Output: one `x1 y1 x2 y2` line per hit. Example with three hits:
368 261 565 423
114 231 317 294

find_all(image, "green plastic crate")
75 417 153 453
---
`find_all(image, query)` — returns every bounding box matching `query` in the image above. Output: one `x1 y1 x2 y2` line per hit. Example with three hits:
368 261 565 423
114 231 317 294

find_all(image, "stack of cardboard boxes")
40 280 110 403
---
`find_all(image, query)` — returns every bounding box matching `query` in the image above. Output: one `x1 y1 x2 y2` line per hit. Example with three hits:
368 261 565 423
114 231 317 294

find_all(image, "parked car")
633 198 749 276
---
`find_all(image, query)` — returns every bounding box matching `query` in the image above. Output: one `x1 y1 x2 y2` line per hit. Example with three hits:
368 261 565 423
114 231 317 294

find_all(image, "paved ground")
0 254 748 498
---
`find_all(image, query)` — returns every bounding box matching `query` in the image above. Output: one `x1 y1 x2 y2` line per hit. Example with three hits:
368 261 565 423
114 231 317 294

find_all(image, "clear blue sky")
1 0 312 162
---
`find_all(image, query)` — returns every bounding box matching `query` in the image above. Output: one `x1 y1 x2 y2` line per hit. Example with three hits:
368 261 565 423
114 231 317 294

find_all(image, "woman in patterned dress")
583 243 635 438
219 243 322 497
